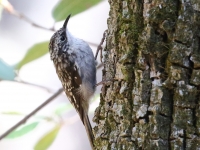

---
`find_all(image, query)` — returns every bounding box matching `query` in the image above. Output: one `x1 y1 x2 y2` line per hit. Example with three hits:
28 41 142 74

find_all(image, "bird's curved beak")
63 14 71 29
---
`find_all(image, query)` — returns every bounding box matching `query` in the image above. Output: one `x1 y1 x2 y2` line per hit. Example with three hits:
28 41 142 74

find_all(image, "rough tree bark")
93 0 200 149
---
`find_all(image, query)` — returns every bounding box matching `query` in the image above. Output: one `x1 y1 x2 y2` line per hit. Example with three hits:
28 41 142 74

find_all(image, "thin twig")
17 79 54 93
0 0 56 32
87 42 99 47
0 0 101 48
95 30 107 61
0 88 63 140
16 12 56 31
20 80 52 92
96 79 115 87
96 62 103 69
11 77 54 92
0 1 102 140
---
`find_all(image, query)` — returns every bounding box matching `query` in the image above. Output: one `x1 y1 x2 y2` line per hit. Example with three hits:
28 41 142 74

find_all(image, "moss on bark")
93 0 200 149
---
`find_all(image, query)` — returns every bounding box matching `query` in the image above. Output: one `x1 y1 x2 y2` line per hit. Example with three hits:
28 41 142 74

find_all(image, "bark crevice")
93 0 200 149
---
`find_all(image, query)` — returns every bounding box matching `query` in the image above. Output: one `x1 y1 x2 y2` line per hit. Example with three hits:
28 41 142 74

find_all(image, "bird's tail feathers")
83 113 94 150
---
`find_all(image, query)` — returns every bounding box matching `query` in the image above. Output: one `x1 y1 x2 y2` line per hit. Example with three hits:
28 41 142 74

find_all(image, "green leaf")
16 42 49 69
0 59 16 80
34 125 61 150
1 111 55 122
1 111 23 116
54 103 73 115
52 0 102 22
6 122 39 139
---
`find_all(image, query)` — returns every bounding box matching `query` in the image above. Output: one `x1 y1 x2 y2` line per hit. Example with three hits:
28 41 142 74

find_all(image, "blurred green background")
0 0 108 149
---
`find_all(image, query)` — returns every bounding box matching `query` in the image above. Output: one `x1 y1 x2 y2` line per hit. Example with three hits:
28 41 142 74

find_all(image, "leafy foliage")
6 122 39 138
0 59 16 80
0 0 102 149
52 0 102 21
1 111 23 115
16 42 49 69
34 125 61 150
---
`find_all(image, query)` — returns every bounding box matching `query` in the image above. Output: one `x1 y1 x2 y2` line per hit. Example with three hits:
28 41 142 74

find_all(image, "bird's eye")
60 36 65 41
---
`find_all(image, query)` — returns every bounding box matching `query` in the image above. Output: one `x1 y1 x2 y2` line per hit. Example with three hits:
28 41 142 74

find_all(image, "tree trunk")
93 0 200 149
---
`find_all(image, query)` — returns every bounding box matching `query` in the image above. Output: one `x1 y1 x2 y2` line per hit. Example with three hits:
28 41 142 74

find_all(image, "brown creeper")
49 14 96 149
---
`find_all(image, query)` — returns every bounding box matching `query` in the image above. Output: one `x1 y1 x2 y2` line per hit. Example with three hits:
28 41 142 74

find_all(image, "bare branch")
15 12 56 32
0 0 101 48
0 79 53 93
16 78 54 93
96 62 103 69
87 41 99 47
0 0 56 31
95 30 107 61
0 88 63 140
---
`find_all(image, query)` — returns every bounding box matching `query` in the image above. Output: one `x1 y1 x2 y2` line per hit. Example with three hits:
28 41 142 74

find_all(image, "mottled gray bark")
93 0 200 149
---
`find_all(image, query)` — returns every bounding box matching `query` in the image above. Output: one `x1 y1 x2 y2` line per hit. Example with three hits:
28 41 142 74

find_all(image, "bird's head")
49 14 71 60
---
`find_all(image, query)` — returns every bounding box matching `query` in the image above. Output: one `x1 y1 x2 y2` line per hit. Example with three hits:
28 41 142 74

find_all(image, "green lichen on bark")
93 0 200 149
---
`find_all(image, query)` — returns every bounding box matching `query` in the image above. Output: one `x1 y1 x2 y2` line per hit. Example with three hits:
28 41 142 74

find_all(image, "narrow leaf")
6 122 39 139
0 59 16 80
1 111 23 115
52 0 102 22
16 42 49 69
34 125 61 150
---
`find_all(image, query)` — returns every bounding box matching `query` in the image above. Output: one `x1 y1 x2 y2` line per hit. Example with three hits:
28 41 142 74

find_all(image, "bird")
49 14 96 149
